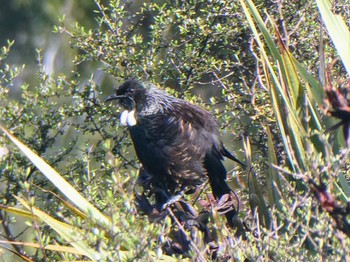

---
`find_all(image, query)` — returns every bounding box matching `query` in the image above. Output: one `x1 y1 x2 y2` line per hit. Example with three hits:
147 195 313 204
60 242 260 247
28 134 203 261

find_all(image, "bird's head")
104 78 175 124
104 78 149 126
104 78 147 111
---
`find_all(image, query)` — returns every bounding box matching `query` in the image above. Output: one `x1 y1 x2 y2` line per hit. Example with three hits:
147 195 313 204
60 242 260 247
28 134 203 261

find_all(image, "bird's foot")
215 193 237 215
161 191 185 210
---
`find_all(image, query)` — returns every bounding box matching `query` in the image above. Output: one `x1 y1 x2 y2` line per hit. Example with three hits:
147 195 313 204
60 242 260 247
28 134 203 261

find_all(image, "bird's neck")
138 88 177 116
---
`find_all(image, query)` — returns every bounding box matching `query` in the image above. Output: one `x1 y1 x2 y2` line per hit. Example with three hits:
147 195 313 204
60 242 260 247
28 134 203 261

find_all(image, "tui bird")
104 78 244 226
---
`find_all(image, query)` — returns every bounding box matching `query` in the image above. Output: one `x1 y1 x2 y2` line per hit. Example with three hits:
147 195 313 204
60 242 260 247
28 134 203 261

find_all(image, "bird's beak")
103 94 122 103
104 94 135 110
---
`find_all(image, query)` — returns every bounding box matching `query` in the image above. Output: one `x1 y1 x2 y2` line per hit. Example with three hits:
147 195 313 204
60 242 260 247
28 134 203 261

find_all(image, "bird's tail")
204 152 237 227
209 175 237 227
221 146 245 167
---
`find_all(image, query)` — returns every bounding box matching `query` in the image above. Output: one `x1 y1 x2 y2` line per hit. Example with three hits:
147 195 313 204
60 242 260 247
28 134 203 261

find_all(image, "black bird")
104 78 244 225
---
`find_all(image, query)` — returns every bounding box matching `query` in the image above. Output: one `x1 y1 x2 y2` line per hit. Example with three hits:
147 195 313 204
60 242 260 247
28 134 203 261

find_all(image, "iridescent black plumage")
105 78 244 225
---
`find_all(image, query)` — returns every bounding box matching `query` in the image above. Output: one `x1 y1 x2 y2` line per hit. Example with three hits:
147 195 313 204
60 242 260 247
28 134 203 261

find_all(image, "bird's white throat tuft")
120 110 137 126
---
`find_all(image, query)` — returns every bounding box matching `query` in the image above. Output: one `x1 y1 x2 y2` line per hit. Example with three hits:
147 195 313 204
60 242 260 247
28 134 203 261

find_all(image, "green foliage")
0 0 350 261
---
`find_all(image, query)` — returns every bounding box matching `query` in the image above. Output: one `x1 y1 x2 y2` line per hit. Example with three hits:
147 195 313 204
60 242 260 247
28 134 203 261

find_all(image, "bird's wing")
145 102 220 154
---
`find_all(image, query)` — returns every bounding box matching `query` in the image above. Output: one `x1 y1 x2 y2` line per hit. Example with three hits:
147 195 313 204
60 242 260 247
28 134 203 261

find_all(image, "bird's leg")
154 189 171 210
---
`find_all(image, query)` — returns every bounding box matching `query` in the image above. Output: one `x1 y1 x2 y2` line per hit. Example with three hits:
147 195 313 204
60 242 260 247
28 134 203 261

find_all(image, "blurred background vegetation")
0 0 350 261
